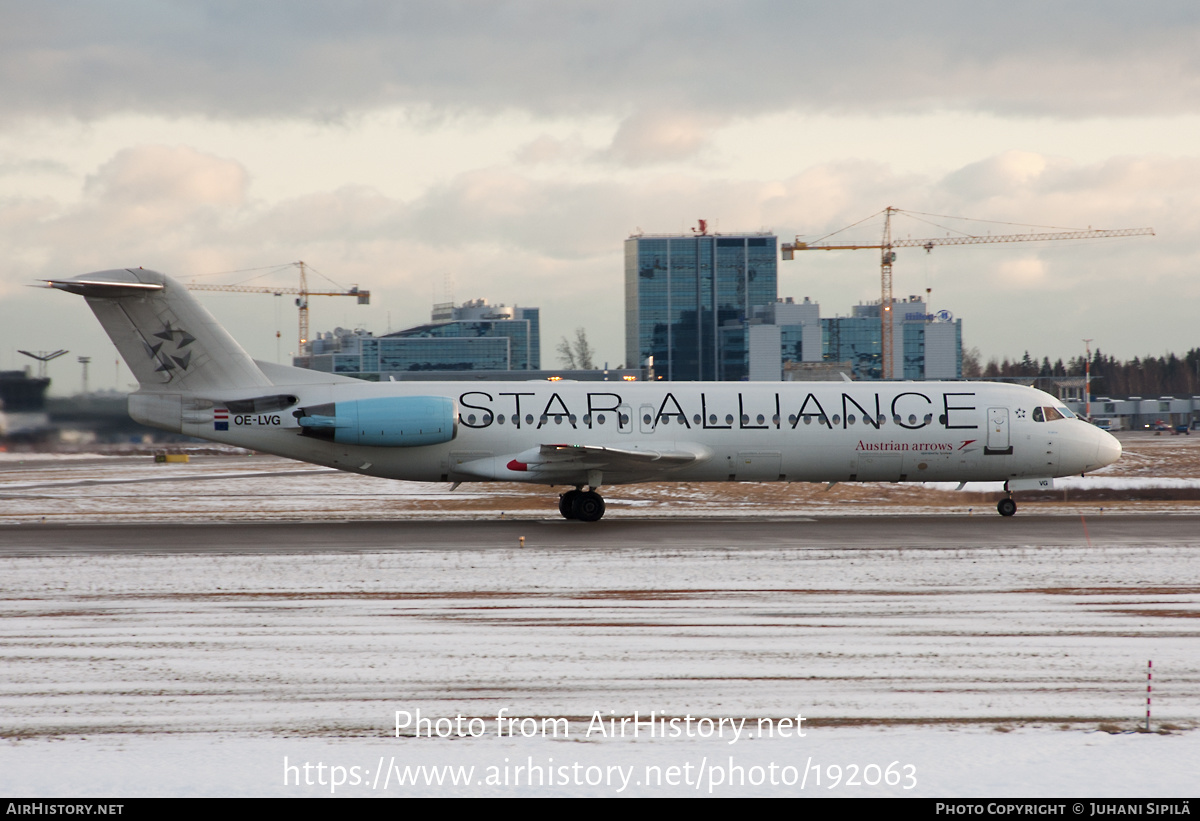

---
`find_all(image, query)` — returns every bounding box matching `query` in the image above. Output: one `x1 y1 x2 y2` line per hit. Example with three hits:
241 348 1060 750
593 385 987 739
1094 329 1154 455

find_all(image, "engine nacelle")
295 396 458 447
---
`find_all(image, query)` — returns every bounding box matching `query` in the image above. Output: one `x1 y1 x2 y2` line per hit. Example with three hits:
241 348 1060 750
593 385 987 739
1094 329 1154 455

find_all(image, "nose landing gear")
997 495 1017 517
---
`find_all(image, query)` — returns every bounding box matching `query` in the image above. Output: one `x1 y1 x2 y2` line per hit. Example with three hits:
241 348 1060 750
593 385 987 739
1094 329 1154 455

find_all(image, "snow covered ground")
1 434 1198 796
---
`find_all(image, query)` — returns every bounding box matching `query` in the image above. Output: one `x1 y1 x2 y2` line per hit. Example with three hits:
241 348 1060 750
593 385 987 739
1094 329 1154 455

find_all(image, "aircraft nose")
1096 429 1122 468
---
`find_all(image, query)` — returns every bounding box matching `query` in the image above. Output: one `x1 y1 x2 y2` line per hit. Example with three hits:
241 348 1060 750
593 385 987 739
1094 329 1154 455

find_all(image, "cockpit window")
1058 406 1076 418
1032 406 1068 422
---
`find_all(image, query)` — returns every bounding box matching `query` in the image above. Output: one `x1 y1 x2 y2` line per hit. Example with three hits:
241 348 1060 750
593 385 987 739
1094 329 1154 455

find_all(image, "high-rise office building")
625 229 777 381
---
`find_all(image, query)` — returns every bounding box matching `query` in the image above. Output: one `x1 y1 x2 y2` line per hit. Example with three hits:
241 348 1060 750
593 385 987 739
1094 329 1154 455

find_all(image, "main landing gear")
558 488 606 522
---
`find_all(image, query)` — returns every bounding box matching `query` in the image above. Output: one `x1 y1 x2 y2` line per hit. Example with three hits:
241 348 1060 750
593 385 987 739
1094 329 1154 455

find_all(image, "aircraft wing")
508 443 703 473
453 442 709 482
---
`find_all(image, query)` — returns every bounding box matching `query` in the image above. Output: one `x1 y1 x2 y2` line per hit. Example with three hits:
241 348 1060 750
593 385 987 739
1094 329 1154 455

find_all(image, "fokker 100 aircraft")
47 269 1122 520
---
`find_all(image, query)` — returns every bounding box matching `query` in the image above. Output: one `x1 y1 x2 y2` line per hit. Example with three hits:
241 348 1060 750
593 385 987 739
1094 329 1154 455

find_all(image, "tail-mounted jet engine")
294 396 458 447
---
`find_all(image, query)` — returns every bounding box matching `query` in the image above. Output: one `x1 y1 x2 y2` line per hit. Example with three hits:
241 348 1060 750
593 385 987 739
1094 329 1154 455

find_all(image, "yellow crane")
187 261 370 358
782 207 1154 379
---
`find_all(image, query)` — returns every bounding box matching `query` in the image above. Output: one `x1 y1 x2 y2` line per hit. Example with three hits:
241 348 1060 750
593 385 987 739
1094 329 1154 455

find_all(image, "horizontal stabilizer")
45 277 164 296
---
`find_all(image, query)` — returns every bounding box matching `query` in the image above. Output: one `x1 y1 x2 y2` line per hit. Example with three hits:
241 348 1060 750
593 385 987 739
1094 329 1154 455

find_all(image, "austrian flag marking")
214 409 229 431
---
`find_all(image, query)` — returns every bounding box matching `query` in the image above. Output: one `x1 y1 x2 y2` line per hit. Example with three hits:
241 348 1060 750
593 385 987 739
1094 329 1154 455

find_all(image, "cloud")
513 134 588 165
994 257 1049 289
85 145 248 209
0 146 249 294
3 145 1198 371
605 110 724 166
3 2 1198 125
940 151 1052 200
0 156 73 178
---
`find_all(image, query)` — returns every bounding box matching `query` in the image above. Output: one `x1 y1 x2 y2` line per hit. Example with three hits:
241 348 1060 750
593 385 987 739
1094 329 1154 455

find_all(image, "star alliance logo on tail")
142 321 196 375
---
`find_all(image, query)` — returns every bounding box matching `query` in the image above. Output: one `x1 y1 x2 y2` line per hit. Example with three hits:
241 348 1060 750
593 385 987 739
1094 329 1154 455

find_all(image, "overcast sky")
1 1 1195 393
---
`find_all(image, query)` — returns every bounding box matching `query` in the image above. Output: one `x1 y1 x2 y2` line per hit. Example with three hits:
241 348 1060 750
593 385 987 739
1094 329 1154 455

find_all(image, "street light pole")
1082 339 1093 420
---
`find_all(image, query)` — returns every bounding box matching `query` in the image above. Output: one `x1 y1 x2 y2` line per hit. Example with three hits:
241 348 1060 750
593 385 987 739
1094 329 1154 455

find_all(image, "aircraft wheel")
559 490 581 519
572 490 606 522
997 497 1017 517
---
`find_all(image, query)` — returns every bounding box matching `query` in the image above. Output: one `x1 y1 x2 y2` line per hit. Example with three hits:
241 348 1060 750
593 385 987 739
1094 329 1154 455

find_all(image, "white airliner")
48 268 1121 520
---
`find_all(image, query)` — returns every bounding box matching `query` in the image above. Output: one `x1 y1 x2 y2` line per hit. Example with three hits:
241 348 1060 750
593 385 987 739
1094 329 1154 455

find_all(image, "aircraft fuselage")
162 378 1114 487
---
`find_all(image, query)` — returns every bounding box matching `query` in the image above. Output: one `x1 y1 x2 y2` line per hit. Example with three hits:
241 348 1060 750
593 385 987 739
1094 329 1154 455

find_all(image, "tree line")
963 348 1200 397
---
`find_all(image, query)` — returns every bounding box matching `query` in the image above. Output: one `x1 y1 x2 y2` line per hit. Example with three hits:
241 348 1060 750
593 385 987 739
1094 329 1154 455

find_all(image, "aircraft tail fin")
47 268 272 394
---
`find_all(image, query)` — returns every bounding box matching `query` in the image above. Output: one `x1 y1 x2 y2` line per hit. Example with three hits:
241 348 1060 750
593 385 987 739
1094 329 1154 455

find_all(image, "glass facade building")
385 315 538 372
304 334 513 377
625 232 777 381
822 298 962 380
301 297 541 379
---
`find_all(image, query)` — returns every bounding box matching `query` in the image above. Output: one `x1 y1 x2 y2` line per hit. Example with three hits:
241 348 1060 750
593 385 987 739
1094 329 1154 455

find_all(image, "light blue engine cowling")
295 396 458 446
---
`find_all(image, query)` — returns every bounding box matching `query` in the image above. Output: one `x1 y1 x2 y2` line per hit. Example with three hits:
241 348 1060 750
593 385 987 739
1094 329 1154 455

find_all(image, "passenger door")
985 407 1013 455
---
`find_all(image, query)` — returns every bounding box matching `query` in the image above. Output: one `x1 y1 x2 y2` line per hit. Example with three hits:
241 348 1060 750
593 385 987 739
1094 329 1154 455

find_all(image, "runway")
5 513 1200 556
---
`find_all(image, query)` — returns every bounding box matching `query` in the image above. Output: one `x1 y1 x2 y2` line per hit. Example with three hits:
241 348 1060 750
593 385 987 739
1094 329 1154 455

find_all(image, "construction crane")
782 207 1155 379
187 261 370 358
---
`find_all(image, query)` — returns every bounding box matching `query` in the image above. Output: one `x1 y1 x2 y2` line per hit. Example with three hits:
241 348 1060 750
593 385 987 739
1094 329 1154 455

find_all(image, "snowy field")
1 432 1198 796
